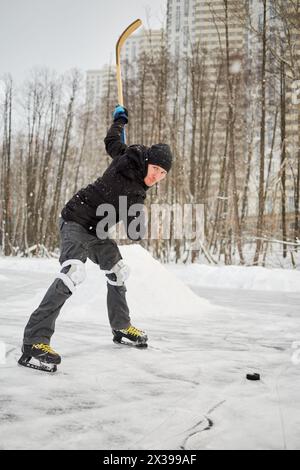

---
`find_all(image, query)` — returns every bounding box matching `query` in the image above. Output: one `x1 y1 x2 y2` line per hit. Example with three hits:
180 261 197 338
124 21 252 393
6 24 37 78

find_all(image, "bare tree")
48 70 80 249
0 75 13 255
254 0 267 265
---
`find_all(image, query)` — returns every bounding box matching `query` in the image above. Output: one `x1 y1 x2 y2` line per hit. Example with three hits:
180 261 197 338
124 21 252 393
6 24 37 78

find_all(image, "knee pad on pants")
57 259 86 293
105 260 130 287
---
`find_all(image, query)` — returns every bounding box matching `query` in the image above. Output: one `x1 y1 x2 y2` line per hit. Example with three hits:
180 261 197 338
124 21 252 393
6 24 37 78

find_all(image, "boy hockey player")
19 105 173 371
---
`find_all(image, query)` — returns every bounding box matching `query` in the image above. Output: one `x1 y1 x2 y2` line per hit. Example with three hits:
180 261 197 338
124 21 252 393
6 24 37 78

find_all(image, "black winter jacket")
61 119 150 240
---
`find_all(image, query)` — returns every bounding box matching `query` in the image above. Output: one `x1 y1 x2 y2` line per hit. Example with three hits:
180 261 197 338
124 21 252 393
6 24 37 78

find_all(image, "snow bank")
167 263 300 293
0 257 58 273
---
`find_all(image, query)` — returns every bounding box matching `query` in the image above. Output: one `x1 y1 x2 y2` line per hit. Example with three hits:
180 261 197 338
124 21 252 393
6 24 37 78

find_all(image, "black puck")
246 373 260 381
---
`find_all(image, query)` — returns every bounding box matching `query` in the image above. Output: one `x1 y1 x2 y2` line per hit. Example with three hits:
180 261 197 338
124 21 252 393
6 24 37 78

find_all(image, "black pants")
23 218 131 345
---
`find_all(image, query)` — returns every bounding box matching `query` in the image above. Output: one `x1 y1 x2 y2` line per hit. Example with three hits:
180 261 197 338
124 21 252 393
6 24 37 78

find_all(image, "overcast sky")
0 0 167 82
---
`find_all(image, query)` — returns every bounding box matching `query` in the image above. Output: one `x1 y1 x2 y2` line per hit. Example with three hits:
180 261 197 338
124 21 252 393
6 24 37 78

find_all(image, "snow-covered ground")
0 246 299 450
167 263 300 293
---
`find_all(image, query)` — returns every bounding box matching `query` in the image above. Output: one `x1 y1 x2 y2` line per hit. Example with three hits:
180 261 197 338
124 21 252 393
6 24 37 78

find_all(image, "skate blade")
113 339 148 349
18 355 57 373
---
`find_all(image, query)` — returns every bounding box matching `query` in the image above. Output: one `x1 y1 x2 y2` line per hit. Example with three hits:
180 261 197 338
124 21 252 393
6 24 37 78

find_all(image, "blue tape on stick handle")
121 128 126 144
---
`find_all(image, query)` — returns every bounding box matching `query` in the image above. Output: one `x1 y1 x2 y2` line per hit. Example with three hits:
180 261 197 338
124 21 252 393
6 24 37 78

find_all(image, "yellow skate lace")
124 326 144 338
33 344 58 355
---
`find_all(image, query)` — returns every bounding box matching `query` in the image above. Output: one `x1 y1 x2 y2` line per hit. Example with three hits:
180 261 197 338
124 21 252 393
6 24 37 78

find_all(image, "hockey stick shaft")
116 19 142 106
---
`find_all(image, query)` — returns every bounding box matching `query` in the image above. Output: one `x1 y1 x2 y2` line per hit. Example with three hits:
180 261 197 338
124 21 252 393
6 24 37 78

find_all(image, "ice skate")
18 343 61 373
112 325 148 348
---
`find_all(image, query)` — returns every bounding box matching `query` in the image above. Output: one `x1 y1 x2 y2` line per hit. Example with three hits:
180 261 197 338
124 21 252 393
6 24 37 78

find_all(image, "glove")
113 105 128 124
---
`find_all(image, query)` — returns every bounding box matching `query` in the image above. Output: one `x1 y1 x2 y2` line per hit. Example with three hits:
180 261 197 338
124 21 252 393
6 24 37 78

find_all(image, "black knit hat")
147 144 173 173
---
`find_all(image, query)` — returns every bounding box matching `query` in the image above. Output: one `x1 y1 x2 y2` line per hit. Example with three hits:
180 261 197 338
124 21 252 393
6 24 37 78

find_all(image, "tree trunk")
254 0 267 265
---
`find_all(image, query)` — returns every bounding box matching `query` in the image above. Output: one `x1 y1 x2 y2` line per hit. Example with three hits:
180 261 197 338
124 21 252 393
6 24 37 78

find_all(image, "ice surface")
0 246 299 450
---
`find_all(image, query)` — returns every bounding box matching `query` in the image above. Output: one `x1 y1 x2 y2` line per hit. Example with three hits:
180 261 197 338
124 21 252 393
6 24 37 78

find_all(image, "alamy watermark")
292 80 300 105
96 196 205 250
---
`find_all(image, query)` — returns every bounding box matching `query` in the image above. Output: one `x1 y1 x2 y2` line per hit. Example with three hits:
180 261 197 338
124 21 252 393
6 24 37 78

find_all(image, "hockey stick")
116 19 142 106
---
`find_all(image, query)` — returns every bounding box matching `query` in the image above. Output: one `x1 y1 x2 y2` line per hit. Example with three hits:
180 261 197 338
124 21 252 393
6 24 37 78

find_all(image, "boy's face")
144 164 167 187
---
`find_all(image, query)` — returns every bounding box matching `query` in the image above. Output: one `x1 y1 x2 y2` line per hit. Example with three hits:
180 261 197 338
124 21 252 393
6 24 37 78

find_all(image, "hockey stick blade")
116 19 142 65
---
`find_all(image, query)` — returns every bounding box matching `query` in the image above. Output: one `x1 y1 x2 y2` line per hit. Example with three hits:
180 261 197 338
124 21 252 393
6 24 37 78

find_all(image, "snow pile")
167 264 300 293
61 245 211 323
0 245 211 325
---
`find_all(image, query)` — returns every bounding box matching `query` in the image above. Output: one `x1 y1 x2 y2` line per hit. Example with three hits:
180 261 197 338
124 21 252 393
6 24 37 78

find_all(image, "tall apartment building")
121 28 164 67
86 65 116 109
166 0 245 60
166 0 196 57
285 4 300 232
